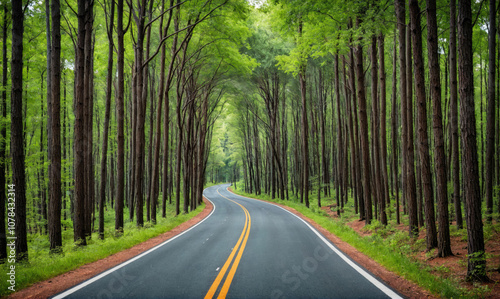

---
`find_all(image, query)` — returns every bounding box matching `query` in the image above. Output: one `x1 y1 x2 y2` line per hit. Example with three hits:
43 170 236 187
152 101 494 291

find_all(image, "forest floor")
321 204 500 298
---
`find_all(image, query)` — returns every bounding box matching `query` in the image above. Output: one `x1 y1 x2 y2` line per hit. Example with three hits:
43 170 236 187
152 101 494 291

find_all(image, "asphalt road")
53 184 403 299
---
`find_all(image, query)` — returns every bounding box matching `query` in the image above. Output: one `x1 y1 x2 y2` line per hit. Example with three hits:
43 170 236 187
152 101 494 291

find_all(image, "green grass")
230 186 465 298
0 199 205 297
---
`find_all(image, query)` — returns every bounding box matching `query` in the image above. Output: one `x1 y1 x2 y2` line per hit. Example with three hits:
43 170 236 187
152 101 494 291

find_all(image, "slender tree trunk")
99 0 115 239
74 0 88 245
410 0 437 250
406 16 418 236
49 0 63 252
378 33 388 224
83 2 94 237
426 0 452 256
391 29 400 224
355 17 372 224
298 24 309 208
115 0 125 233
11 0 28 260
450 0 462 229
396 0 417 236
485 0 496 223
458 0 488 282
335 54 343 216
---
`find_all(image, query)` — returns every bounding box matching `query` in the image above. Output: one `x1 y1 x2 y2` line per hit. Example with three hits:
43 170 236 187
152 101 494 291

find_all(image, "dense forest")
1 0 500 293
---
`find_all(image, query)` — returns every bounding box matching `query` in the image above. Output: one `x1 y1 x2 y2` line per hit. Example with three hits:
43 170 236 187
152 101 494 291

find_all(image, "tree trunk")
485 0 496 223
450 0 462 229
458 0 488 282
74 0 88 245
99 0 115 239
378 33 389 224
396 0 416 235
391 28 400 225
49 0 63 252
426 0 452 257
298 22 309 208
11 0 28 260
410 0 437 250
355 17 372 224
115 0 125 234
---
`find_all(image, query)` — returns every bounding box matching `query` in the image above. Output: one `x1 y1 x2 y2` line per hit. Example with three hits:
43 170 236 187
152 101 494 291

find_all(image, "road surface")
53 184 402 299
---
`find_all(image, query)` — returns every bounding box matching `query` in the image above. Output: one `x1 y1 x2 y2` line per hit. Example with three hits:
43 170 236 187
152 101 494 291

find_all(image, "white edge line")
225 186 403 299
53 189 217 299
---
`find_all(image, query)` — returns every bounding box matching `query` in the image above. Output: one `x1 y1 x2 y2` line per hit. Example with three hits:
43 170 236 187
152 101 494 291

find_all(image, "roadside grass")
230 185 464 298
0 197 205 297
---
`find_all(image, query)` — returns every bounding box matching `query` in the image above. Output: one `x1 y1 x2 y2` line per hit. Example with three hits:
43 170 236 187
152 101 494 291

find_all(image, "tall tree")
48 0 63 253
378 33 389 225
11 0 28 260
485 0 496 223
450 0 462 230
99 0 115 239
395 0 418 236
115 0 125 233
73 0 89 245
355 17 372 224
426 0 452 257
410 0 437 250
298 21 309 208
458 0 487 282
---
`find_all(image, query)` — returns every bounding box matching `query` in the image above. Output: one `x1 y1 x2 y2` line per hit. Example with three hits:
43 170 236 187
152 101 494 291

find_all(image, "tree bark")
49 0 63 252
485 0 496 223
74 0 88 245
409 0 437 250
378 33 389 225
115 0 125 233
11 0 28 260
99 0 115 239
298 22 309 208
355 17 372 224
450 0 462 229
426 0 452 257
458 0 488 282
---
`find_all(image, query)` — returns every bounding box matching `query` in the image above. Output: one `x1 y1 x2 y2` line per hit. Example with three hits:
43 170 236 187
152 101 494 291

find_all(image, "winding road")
53 184 403 299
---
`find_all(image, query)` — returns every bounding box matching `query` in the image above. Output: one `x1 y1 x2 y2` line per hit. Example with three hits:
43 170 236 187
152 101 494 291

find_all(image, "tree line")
1 0 254 263
232 0 499 282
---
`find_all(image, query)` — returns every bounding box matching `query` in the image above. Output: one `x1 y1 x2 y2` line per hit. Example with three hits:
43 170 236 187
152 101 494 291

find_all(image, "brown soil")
322 203 500 298
8 198 213 299
228 189 434 299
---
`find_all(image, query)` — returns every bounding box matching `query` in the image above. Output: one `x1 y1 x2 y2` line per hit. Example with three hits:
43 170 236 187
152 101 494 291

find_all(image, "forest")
1 0 500 296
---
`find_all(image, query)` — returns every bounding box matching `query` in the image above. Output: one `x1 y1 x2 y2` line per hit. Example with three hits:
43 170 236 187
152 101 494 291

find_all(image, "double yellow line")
204 188 251 299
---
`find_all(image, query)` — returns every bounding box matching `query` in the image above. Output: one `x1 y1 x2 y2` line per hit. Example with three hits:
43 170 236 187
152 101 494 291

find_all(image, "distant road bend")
53 184 403 299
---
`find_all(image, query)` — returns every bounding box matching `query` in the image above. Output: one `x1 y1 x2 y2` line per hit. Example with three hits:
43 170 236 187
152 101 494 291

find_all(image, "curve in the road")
205 189 251 299
52 184 404 299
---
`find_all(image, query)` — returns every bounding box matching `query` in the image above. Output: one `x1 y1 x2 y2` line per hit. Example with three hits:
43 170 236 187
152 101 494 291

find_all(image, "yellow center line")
204 188 252 299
